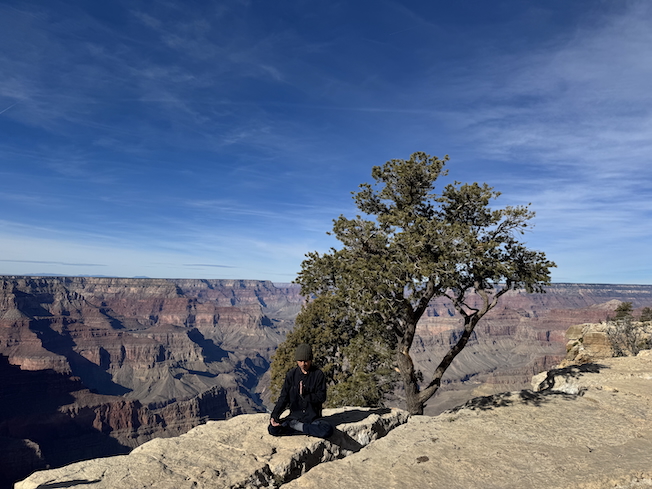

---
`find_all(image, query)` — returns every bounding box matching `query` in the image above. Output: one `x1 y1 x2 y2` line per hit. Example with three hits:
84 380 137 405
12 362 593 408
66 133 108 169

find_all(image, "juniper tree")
640 307 652 323
278 152 555 415
270 294 397 408
614 302 634 320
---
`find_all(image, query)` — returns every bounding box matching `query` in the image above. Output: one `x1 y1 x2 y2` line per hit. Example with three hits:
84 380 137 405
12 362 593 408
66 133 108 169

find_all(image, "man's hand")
270 418 281 427
299 380 303 396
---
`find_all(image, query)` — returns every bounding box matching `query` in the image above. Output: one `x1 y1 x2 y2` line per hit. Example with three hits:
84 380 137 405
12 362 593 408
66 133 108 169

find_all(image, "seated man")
268 343 333 438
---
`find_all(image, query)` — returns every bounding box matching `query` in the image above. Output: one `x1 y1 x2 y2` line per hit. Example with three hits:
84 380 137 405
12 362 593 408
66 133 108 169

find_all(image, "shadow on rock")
321 408 395 454
535 362 608 392
321 408 391 426
447 388 584 413
326 429 365 453
35 480 102 488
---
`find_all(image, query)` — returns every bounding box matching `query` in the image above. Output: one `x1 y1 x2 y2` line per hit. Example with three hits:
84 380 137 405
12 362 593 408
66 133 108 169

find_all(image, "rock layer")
0 277 303 487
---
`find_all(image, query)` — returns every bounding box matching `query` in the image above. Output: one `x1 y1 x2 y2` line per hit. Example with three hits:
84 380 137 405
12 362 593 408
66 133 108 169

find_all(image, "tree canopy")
272 152 556 415
614 301 634 320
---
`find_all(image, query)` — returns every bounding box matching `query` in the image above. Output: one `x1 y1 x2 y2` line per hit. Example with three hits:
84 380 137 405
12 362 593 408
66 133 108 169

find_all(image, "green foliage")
639 306 652 323
614 302 634 320
278 152 555 415
270 295 397 407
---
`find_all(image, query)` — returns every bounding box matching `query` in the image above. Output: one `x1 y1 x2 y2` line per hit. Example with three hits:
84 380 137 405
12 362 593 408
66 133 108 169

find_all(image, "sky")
0 0 651 285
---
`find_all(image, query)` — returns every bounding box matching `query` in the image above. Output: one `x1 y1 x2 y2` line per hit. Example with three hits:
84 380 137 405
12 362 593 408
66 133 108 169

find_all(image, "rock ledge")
15 407 409 489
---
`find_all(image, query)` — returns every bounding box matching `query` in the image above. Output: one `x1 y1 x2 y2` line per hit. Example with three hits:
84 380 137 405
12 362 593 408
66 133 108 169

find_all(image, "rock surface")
15 407 410 489
282 352 652 489
16 353 652 489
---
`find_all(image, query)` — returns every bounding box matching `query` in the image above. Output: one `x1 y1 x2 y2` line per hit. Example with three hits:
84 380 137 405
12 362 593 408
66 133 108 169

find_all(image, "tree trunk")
397 346 423 415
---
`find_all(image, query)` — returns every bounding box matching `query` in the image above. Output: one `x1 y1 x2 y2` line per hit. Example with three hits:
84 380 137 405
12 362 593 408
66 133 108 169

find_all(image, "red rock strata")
1 276 652 486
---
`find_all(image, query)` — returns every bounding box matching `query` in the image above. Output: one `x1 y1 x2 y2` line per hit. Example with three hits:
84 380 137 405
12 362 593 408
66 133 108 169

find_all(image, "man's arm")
271 370 292 422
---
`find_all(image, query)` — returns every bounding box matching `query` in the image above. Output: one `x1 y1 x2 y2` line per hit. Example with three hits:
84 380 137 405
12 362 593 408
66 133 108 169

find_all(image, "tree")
288 152 555 415
270 294 397 408
606 317 646 356
614 302 634 320
640 307 652 323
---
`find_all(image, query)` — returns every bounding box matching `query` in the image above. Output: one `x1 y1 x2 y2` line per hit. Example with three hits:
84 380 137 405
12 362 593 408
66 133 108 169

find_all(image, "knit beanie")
294 343 313 361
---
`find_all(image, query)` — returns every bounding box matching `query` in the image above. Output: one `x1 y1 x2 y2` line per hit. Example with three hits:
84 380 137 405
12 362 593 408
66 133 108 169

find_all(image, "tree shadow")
445 362 610 414
322 407 391 426
447 389 582 414
534 363 609 392
36 479 102 488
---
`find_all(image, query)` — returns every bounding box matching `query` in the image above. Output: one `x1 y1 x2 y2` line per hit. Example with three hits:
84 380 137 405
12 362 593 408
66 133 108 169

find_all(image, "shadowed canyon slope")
2 276 652 486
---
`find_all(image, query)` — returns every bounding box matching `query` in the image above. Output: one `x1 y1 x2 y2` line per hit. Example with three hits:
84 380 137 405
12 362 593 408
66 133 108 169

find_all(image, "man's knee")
320 421 334 438
305 420 333 439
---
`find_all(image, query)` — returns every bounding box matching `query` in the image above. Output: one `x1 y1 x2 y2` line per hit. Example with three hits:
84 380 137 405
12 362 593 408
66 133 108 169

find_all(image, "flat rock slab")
284 354 652 489
16 407 409 489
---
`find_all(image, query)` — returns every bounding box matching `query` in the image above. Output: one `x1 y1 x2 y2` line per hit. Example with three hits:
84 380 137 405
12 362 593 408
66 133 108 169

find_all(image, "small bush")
639 306 652 323
606 318 649 356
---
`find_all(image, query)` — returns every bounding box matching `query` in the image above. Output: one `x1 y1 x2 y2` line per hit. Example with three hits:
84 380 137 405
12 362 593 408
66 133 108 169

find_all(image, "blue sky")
0 0 651 284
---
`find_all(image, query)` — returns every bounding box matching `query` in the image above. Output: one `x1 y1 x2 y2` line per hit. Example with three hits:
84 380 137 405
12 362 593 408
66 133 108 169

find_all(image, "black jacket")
271 365 327 423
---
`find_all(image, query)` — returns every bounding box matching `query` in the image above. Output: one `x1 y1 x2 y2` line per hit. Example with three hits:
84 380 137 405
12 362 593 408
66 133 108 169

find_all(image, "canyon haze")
2 276 652 487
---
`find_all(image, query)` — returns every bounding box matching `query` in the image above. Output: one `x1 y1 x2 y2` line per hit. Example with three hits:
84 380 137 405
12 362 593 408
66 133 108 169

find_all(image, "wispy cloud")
0 259 106 267
0 1 650 283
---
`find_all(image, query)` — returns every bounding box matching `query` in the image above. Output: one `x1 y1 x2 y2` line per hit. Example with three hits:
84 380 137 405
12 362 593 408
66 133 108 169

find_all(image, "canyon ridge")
2 276 652 487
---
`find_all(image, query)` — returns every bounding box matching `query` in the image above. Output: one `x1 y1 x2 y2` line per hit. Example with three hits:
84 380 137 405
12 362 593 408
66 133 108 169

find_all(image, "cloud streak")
0 1 650 283
0 259 106 267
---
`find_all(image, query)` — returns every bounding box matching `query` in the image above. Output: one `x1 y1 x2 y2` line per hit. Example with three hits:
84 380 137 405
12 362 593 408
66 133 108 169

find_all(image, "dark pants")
268 419 333 439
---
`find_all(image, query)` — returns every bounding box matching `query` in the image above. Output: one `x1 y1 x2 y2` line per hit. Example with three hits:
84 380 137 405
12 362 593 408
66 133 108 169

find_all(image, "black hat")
294 343 313 361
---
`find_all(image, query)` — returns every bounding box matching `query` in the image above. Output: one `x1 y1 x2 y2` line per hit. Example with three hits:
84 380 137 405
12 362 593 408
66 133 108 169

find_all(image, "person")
268 343 333 438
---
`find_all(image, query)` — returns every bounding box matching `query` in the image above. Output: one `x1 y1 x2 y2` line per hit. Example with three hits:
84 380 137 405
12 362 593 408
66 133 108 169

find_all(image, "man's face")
297 359 311 374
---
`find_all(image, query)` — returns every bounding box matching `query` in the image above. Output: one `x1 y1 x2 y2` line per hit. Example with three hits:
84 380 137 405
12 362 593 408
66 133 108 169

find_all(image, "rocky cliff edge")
16 351 652 489
285 351 652 489
15 407 409 489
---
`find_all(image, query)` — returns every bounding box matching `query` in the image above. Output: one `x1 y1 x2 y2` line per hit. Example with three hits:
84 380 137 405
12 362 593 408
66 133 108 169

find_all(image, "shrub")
606 318 649 356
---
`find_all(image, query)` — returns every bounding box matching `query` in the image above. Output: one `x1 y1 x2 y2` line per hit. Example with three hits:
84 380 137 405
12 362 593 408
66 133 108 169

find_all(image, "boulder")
15 407 409 489
563 323 614 365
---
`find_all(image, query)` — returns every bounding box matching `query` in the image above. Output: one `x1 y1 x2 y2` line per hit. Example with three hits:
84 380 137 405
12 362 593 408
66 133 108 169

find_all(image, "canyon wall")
0 276 303 487
2 276 652 487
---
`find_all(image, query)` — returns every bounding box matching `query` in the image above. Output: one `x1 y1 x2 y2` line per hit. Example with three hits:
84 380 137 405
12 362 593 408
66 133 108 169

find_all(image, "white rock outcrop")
15 407 409 489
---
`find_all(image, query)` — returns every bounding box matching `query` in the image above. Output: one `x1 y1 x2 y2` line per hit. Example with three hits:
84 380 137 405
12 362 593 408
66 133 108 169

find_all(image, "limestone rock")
563 323 614 365
15 407 409 489
283 355 652 489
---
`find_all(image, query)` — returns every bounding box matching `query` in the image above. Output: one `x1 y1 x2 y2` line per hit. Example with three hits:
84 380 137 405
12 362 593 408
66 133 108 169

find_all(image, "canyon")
2 276 652 487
